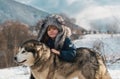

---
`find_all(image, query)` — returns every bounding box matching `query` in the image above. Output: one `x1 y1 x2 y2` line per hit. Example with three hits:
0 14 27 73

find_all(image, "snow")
0 34 120 79
0 64 120 79
109 69 120 79
74 34 120 61
0 66 30 79
108 63 120 79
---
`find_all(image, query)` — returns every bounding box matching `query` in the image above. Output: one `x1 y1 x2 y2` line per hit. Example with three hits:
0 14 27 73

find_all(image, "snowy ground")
74 34 120 61
0 66 30 79
107 63 120 79
0 64 120 79
0 34 120 79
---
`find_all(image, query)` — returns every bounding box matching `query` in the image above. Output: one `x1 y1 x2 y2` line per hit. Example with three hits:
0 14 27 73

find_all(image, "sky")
15 0 120 30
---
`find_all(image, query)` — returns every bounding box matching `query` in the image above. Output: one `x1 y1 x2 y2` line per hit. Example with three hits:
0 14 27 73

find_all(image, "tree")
0 21 36 68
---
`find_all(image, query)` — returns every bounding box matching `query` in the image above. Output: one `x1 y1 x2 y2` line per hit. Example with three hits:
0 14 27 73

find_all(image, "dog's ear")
35 43 48 51
29 41 42 51
38 44 51 61
42 44 48 51
36 45 42 51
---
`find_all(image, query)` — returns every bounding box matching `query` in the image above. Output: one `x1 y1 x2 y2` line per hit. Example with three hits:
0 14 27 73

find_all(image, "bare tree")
0 20 36 68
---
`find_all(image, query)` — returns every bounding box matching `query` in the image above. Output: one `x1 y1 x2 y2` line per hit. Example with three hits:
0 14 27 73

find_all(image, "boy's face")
47 26 59 39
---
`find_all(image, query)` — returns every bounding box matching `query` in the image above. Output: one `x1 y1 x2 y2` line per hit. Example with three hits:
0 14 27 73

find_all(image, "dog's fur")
15 39 111 79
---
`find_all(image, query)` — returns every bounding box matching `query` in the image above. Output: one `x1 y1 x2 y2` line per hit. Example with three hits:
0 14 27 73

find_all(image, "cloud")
14 0 120 16
14 0 120 31
66 0 78 5
75 5 120 30
14 0 97 16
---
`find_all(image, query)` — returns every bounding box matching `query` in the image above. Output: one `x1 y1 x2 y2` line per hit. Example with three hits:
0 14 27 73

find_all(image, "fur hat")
37 14 71 49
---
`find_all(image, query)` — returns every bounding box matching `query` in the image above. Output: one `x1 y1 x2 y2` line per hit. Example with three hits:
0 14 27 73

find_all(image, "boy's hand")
51 49 60 55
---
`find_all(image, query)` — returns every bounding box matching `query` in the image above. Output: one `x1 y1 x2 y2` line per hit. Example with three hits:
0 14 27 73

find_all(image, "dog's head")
14 39 50 66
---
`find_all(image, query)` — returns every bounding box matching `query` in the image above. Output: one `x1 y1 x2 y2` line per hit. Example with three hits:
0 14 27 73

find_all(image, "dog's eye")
22 51 26 54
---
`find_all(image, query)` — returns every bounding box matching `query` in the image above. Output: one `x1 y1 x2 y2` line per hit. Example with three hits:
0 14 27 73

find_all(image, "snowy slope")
0 0 49 26
74 34 120 61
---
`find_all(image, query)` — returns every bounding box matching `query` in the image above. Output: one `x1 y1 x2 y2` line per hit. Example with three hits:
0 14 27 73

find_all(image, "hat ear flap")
35 45 42 51
64 26 72 37
42 44 48 51
37 23 48 41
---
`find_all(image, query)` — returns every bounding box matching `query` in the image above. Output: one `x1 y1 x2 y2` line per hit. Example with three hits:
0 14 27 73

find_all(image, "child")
37 14 76 62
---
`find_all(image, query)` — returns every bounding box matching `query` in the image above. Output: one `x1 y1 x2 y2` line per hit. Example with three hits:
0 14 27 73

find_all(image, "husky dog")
14 39 111 79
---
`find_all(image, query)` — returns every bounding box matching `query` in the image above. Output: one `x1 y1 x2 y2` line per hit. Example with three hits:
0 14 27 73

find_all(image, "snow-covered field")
0 64 120 79
74 34 120 61
0 34 120 79
107 63 120 79
0 66 30 79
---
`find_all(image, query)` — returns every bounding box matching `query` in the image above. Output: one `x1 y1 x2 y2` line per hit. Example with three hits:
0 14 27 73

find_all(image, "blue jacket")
45 37 76 62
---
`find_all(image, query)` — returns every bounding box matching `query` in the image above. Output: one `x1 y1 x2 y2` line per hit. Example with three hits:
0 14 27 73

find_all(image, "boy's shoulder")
63 37 76 49
64 37 73 44
65 37 72 42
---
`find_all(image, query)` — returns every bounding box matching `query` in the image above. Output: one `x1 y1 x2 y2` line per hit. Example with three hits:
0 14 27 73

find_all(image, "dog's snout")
14 56 17 61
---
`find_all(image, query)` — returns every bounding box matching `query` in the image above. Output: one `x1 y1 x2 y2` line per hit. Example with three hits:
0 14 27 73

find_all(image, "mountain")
0 0 49 26
0 0 86 37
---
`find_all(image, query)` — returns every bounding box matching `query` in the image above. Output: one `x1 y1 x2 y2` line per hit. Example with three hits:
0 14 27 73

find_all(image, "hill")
0 0 49 26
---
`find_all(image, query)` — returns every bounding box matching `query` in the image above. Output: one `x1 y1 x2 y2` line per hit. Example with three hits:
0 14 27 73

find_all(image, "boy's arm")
59 38 76 62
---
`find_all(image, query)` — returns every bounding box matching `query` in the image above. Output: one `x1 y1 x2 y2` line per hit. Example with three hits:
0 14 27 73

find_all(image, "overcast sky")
15 0 120 30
